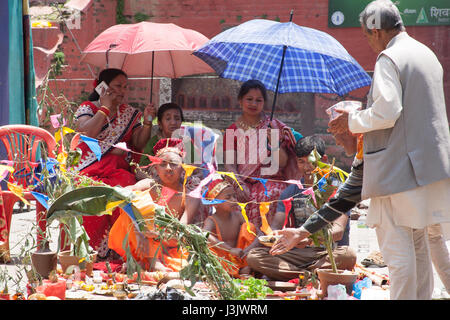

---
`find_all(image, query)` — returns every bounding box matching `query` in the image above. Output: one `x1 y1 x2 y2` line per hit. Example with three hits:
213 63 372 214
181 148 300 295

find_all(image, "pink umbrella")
80 22 214 101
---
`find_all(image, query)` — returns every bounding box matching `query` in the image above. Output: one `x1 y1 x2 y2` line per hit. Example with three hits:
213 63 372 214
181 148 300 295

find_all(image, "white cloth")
373 203 433 300
428 224 450 292
367 178 450 229
348 55 403 134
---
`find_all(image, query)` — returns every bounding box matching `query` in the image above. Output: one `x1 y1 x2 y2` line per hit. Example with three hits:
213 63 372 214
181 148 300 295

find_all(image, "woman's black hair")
157 103 185 122
237 79 267 101
88 68 128 101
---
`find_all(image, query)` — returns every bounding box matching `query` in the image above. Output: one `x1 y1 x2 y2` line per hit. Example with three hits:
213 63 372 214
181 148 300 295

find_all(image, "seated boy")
203 178 261 277
246 135 356 281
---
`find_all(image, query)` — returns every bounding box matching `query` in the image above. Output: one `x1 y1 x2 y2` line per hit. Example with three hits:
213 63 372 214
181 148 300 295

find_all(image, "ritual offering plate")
258 235 281 247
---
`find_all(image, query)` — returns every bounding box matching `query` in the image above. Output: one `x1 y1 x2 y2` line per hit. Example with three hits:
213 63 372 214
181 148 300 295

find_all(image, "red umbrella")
80 22 214 101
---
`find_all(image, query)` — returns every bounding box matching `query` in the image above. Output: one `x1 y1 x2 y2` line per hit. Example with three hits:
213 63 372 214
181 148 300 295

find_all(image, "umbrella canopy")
193 19 372 96
80 21 214 78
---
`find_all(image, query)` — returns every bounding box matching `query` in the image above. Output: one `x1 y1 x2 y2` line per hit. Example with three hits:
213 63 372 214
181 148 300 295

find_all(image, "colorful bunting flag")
217 171 243 190
7 182 30 205
259 202 273 235
253 178 268 196
302 187 317 207
80 135 102 161
282 197 293 228
237 203 256 236
113 142 131 152
286 179 303 190
54 127 75 142
31 191 49 210
50 114 66 128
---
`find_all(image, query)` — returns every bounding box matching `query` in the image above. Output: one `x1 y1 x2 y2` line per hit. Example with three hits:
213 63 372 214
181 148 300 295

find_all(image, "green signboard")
329 0 450 28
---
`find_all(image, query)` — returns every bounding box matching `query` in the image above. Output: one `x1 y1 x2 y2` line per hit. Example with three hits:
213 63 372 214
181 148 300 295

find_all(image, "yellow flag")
57 151 68 172
101 200 126 215
7 182 30 206
237 202 256 236
217 171 243 190
259 202 273 235
181 164 196 186
54 127 75 142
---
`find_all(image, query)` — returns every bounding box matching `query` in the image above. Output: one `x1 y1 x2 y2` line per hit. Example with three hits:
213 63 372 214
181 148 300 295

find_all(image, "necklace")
237 115 265 131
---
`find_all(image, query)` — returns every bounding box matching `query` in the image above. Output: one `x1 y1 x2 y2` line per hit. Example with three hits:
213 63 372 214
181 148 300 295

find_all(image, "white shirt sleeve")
348 55 403 133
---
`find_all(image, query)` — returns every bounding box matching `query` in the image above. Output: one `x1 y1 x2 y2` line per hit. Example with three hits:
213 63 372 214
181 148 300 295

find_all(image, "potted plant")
45 186 133 276
46 185 242 300
306 149 358 297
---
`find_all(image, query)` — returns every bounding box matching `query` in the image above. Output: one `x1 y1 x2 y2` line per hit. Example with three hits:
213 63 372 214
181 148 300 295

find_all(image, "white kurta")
348 54 450 232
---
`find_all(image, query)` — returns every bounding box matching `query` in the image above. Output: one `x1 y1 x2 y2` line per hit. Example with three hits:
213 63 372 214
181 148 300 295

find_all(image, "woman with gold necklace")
223 79 301 228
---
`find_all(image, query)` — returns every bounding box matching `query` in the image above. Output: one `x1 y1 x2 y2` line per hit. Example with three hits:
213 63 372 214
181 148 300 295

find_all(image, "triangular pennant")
259 202 273 235
158 187 178 207
253 178 268 196
147 155 162 165
113 142 131 152
54 126 75 142
102 200 126 215
302 187 317 207
217 171 243 190
80 135 102 161
188 171 214 198
285 179 303 190
237 203 256 236
7 182 30 205
31 191 49 210
282 197 293 228
50 114 66 129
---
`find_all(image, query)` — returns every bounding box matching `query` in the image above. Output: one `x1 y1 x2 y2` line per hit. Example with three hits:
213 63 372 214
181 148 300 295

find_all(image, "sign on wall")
329 0 450 28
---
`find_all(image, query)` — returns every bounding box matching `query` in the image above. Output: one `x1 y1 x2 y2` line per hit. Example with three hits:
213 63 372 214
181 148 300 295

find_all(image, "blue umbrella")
193 16 372 120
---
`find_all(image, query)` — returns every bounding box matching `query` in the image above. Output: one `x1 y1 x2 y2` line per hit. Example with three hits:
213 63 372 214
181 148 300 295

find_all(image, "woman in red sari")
74 68 156 258
223 80 301 228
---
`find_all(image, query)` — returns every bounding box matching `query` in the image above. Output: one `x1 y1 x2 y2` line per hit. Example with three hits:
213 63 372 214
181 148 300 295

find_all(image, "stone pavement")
2 206 449 299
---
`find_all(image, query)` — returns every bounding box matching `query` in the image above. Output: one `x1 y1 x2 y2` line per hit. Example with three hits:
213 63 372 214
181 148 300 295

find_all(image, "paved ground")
2 205 449 299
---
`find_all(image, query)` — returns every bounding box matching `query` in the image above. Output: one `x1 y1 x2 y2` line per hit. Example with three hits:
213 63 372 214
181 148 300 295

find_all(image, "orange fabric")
207 216 256 277
108 190 188 271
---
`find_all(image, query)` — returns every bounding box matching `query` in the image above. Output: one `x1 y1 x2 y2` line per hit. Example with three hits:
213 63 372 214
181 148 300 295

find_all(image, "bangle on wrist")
99 106 110 117
143 122 152 127
97 110 107 117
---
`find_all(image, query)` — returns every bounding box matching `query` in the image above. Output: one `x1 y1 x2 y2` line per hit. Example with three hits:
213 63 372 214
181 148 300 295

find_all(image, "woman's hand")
143 103 157 124
99 87 117 111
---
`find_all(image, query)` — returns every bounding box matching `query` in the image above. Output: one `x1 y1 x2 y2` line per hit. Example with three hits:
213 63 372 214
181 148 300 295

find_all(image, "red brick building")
32 0 450 169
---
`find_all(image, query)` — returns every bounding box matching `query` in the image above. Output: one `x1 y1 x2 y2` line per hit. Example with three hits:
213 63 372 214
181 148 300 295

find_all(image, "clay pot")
316 268 358 297
31 250 57 279
58 250 97 277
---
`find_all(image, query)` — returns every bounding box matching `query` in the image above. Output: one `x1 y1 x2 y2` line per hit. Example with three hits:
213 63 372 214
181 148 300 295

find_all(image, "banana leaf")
46 186 136 223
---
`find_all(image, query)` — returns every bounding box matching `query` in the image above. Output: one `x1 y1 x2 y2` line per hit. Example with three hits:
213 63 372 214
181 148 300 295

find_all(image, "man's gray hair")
359 0 405 33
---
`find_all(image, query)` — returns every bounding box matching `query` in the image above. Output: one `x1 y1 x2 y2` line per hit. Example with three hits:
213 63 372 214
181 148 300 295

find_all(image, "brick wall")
32 0 449 171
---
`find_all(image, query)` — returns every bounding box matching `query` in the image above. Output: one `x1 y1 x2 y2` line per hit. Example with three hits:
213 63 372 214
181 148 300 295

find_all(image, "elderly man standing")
272 0 450 300
328 0 450 300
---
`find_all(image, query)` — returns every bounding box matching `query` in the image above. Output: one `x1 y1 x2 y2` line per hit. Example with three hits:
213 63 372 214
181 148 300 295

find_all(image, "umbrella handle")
106 43 117 68
270 10 294 122
150 51 154 103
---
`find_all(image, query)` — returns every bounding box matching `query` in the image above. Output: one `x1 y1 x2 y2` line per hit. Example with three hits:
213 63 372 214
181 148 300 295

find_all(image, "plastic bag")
353 277 372 299
327 284 348 300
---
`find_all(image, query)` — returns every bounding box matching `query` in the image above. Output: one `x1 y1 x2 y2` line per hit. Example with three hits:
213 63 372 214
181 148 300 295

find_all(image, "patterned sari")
74 101 143 255
223 116 301 228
